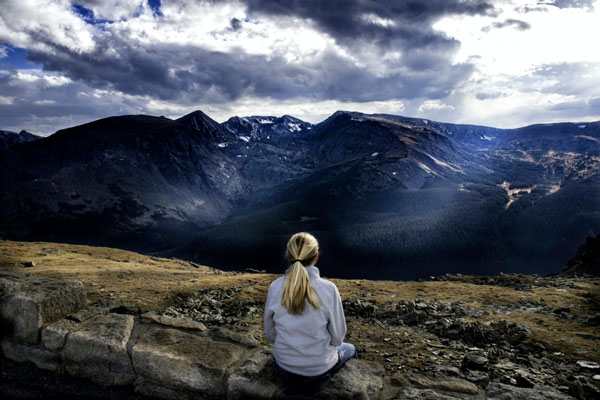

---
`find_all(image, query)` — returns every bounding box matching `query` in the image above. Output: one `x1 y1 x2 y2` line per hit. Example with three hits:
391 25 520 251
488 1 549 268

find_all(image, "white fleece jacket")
264 266 347 376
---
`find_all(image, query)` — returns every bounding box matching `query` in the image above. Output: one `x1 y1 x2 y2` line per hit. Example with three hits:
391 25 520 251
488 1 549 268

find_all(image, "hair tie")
292 259 303 263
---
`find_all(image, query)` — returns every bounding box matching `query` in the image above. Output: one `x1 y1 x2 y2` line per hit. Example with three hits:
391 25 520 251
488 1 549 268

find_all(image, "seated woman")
264 232 357 382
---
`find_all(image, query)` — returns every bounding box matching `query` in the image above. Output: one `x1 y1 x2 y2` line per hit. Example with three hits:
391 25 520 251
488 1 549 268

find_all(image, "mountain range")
0 111 598 279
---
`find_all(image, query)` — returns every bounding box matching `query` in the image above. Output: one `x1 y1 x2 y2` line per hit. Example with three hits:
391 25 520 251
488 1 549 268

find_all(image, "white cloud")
361 13 396 28
0 0 96 53
0 0 599 133
418 100 455 113
77 0 143 21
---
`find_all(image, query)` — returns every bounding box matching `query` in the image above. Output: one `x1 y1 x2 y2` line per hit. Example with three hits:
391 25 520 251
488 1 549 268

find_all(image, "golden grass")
2 239 599 366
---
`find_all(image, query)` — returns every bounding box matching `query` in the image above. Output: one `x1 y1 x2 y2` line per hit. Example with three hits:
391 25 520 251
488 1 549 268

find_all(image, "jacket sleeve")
264 284 277 343
327 285 347 346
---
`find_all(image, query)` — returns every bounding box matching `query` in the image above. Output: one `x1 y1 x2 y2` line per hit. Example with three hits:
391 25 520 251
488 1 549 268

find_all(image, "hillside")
1 111 598 280
1 239 599 399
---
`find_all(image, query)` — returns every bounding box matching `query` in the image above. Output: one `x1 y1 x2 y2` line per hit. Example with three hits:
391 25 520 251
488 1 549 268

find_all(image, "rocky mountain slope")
1 111 598 279
1 240 599 399
0 129 40 152
0 114 243 251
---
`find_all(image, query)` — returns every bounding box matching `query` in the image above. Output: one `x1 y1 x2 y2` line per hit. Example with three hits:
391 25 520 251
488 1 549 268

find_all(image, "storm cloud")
0 0 599 134
2 0 485 110
241 0 498 49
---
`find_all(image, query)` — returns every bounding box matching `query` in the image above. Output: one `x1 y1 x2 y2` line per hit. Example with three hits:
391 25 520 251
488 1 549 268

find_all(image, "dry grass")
2 239 599 369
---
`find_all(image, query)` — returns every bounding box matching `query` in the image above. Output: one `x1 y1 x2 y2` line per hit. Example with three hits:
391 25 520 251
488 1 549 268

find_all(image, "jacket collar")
305 266 320 278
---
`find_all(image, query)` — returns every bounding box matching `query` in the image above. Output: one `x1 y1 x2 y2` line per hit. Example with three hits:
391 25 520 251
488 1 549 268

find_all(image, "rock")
385 387 470 399
141 312 207 332
69 305 109 322
286 357 385 400
461 354 488 371
435 365 461 376
0 278 86 343
22 261 35 267
576 360 599 370
0 276 26 297
63 313 136 386
211 326 259 348
391 371 480 395
41 318 77 351
464 370 489 388
1 339 61 371
552 307 570 314
486 382 576 399
514 373 535 389
227 346 282 400
593 375 600 381
131 324 245 397
244 268 266 274
227 346 384 400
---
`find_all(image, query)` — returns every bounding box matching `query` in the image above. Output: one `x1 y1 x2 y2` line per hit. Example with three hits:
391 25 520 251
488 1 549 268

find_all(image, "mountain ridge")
0 109 598 279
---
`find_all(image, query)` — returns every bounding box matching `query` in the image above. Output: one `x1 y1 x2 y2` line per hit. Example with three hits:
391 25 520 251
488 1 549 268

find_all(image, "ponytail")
281 232 320 314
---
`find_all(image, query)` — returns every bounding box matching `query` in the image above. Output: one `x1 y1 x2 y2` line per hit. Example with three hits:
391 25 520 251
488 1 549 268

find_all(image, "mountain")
561 234 600 277
0 110 598 279
0 114 243 251
0 130 41 152
165 111 600 279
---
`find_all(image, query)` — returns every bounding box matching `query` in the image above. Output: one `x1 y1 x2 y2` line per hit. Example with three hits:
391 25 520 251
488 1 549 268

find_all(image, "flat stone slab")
0 277 86 343
0 275 27 297
387 371 482 398
131 324 245 397
41 318 77 351
141 312 207 331
63 313 136 386
1 339 62 371
227 345 384 400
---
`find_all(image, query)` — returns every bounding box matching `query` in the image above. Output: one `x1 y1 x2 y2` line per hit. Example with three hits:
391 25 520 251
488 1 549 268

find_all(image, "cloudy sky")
1 0 599 136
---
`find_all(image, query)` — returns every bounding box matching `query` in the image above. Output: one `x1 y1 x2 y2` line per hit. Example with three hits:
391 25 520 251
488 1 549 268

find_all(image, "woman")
264 232 357 381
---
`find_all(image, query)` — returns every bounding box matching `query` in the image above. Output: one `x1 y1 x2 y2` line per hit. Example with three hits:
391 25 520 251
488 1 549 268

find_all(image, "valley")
0 111 598 280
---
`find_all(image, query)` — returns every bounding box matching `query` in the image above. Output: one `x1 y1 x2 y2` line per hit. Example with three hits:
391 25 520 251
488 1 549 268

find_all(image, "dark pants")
272 342 358 383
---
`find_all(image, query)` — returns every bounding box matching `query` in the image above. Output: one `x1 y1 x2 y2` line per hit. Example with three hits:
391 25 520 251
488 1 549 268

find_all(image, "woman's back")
263 232 356 380
264 265 346 376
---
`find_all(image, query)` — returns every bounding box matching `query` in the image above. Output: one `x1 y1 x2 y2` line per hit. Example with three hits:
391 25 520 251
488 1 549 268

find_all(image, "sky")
1 0 599 136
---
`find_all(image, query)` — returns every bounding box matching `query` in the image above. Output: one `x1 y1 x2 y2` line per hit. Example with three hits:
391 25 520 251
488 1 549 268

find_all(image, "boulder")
227 346 284 400
69 305 109 322
0 278 86 343
486 382 576 399
390 371 480 395
385 387 474 399
211 326 259 348
131 324 245 397
41 318 77 351
0 275 27 297
227 345 384 400
1 339 61 371
461 354 488 371
63 313 136 386
141 312 207 331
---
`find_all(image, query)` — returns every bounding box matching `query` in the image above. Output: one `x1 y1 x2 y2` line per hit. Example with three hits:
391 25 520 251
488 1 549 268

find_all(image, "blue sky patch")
0 44 40 70
72 3 113 24
148 0 163 17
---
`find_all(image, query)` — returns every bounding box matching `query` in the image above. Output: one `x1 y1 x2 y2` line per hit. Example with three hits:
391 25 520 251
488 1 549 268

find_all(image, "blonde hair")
281 232 320 315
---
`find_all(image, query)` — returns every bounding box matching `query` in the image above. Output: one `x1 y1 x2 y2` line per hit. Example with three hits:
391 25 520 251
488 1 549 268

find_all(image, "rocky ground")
1 239 600 399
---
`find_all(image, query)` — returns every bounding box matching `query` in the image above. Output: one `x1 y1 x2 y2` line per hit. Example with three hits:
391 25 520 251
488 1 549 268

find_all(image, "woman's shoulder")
314 276 340 295
268 276 285 289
